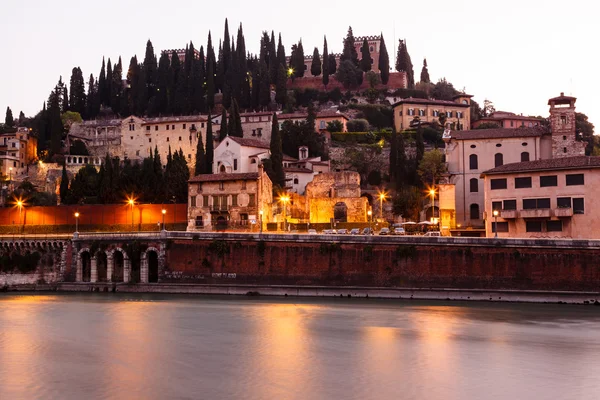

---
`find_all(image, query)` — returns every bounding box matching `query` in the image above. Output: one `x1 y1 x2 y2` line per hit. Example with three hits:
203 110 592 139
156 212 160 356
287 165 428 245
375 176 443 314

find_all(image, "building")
161 48 201 63
392 95 472 132
0 127 38 179
187 166 273 231
472 111 544 130
481 156 598 239
68 118 122 158
284 146 330 195
278 111 349 134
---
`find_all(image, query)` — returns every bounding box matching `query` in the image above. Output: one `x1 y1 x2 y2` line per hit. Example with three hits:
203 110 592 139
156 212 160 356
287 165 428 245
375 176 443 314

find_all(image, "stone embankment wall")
164 236 600 291
0 272 60 286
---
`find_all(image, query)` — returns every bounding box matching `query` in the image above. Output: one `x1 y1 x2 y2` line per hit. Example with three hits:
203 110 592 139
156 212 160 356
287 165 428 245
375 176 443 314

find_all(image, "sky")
1 0 598 128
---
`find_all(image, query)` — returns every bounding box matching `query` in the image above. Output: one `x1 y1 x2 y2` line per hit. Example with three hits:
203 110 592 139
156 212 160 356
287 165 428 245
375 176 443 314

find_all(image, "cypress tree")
194 128 206 175
328 56 337 75
157 52 170 114
420 58 430 83
143 40 158 101
59 162 70 204
276 33 286 69
5 107 14 127
62 85 69 112
111 57 123 115
269 31 278 84
219 109 228 141
378 33 390 85
290 41 305 79
251 58 260 110
126 56 139 116
396 39 414 88
18 111 25 125
136 66 148 116
259 31 270 65
98 57 106 106
170 50 184 115
276 64 287 106
196 46 206 112
259 60 270 108
227 99 243 137
341 27 358 66
48 85 63 155
222 19 231 76
404 40 415 89
69 67 87 117
86 74 98 119
311 47 321 77
106 59 113 108
206 32 216 110
322 36 329 87
205 115 214 174
360 38 372 72
237 24 247 72
269 113 285 188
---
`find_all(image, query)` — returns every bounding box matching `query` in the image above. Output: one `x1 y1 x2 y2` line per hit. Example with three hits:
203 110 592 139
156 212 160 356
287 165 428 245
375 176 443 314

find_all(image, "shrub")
347 119 369 132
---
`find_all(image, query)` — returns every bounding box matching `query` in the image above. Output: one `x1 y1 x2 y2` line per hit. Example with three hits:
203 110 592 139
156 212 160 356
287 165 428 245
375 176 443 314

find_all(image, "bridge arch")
77 247 92 282
107 247 130 283
141 247 160 283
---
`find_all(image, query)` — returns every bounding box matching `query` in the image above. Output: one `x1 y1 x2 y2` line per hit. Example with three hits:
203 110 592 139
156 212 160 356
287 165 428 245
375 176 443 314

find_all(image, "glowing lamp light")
161 209 167 215
493 210 499 217
74 212 80 218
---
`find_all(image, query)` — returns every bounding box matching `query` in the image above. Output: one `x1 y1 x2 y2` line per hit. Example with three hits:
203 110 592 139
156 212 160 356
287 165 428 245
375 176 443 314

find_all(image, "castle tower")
548 92 584 158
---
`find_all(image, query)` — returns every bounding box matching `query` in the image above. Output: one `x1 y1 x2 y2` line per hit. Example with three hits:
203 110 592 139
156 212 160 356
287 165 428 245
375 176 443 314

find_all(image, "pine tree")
205 115 214 174
360 38 372 72
420 58 430 83
219 109 228 141
396 39 414 88
69 67 86 117
269 113 285 188
276 64 287 106
98 57 107 106
5 107 14 127
311 47 321 77
59 162 70 204
206 32 216 110
322 36 329 87
62 85 69 112
378 33 390 85
341 27 358 66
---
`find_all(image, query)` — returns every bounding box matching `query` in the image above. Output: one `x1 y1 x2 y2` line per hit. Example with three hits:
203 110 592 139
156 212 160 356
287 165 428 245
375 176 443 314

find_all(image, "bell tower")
548 92 584 158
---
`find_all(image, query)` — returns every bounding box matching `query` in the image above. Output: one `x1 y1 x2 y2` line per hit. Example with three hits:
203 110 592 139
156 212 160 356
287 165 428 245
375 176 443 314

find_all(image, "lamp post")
378 191 387 221
16 199 23 230
493 210 499 238
128 197 135 231
429 188 436 222
161 208 166 231
367 210 372 235
74 212 80 234
259 210 263 234
280 194 290 233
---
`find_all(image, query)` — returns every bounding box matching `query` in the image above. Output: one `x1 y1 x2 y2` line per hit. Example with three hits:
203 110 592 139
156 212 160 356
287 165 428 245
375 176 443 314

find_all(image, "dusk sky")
1 0 598 127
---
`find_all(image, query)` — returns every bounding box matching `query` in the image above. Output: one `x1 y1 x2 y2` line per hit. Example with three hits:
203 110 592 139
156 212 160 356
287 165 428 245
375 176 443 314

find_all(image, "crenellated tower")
548 92 585 158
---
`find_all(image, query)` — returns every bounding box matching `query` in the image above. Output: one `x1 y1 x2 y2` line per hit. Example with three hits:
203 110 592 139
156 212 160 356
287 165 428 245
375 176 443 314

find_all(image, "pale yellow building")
392 95 472 131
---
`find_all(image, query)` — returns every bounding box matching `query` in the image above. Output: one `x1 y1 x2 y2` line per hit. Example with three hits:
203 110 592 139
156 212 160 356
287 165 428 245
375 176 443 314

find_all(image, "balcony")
210 205 230 212
500 210 517 219
519 209 551 218
553 208 573 217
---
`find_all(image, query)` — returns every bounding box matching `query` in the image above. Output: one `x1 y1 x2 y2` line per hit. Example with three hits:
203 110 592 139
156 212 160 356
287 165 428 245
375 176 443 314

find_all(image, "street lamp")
161 208 167 231
259 210 263 234
74 212 80 234
279 194 290 232
429 187 436 222
367 210 372 234
493 209 499 238
378 191 387 221
9 167 12 182
127 196 135 231
16 199 23 229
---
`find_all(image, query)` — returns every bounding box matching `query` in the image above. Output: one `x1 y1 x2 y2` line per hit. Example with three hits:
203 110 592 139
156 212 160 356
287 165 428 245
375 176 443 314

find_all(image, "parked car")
378 228 390 235
362 227 373 235
337 228 348 235
393 227 406 235
424 231 441 237
308 229 317 235
350 228 360 235
323 229 337 234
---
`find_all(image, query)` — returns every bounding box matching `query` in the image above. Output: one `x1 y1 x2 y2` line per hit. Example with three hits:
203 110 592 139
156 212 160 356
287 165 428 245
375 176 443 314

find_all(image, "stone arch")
141 246 160 283
77 247 92 282
108 247 130 283
94 250 108 282
333 202 348 222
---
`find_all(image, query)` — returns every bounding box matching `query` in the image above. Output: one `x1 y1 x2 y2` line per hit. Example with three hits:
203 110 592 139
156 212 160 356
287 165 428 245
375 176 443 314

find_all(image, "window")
494 153 503 167
492 222 509 233
190 196 196 207
490 179 507 190
136 150 140 156
503 200 517 210
232 194 238 207
241 180 247 190
166 125 169 130
526 221 542 232
294 178 299 184
546 221 563 232
172 125 175 130
248 194 256 206
515 177 532 188
470 144 476 149
369 45 374 52
563 135 567 140
573 198 584 214
492 201 502 211
398 110 403 116
191 124 196 130
557 197 571 208
130 136 133 140
563 147 567 153
469 154 478 170
457 111 463 118
146 126 151 131
233 159 238 171
495 144 502 148
418 109 425 116
523 198 550 209
166 137 169 142
540 175 557 187
250 158 256 164
510 121 514 127
433 110 439 117
522 142 528 146
183 124 186 129
469 178 478 192
203 195 209 207
470 204 480 220
446 111 452 118
408 109 415 116
252 129 256 136
219 182 224 190
561 115 567 125
257 128 262 137
149 138 152 143
566 174 584 186
179 136 182 141
521 152 530 162
320 121 326 129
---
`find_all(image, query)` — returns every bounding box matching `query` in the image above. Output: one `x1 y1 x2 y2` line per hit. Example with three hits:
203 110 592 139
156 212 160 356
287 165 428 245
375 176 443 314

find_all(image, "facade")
472 111 544 129
481 157 600 239
187 166 273 231
278 111 349 133
392 95 472 132
68 119 122 158
284 146 330 195
214 112 273 142
0 128 38 178
161 48 201 63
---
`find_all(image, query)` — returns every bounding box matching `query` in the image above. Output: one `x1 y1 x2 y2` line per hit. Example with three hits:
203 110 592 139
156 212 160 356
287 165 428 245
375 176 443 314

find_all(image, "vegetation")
395 40 414 89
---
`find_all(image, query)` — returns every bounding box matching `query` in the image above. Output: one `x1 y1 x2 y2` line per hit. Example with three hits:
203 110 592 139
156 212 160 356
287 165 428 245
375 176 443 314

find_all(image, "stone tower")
548 93 585 158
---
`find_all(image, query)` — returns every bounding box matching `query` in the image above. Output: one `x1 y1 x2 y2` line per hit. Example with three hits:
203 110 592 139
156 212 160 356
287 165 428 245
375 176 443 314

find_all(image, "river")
1 293 600 399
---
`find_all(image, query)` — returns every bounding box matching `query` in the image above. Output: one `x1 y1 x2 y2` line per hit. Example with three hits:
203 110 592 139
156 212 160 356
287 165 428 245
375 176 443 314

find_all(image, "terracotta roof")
548 92 576 105
452 94 473 99
189 172 259 182
392 97 470 108
227 136 270 149
478 114 543 122
78 119 122 127
284 167 314 173
142 115 207 124
240 111 273 117
482 156 600 175
448 127 547 140
283 154 297 161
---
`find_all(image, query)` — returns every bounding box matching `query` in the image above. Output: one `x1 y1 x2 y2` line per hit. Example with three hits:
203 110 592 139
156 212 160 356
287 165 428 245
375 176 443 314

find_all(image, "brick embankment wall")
164 239 600 291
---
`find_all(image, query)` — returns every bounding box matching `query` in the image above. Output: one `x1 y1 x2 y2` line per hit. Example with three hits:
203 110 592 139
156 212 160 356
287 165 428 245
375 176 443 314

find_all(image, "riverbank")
4 283 600 305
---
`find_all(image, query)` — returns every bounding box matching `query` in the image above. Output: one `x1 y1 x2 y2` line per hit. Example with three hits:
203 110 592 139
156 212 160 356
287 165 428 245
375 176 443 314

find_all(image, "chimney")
560 92 564 96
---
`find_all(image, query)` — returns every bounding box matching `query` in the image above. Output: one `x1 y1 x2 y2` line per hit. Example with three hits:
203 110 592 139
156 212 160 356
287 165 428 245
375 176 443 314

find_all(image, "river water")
1 294 600 399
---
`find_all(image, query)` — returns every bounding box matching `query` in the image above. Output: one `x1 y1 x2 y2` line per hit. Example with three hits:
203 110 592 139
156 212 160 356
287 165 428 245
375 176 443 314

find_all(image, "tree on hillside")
396 39 414 88
360 38 372 72
227 99 243 138
328 55 337 75
98 58 107 106
5 107 14 127
194 129 206 175
206 32 216 110
322 36 329 87
69 67 86 117
311 47 321 77
106 59 113 110
576 112 595 155
219 109 228 141
340 26 358 66
289 41 305 80
336 60 361 89
431 78 458 101
18 111 25 126
205 115 214 174
420 58 430 83
276 64 287 107
59 162 70 204
483 99 496 117
126 56 139 115
418 149 447 188
269 113 285 188
378 33 390 84
111 57 123 115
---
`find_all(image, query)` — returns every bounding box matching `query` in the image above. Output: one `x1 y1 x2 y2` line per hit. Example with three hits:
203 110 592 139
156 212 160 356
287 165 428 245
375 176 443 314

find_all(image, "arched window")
219 165 226 173
494 153 503 167
470 178 478 192
470 204 480 220
293 178 299 184
250 158 257 164
521 152 530 162
469 154 478 170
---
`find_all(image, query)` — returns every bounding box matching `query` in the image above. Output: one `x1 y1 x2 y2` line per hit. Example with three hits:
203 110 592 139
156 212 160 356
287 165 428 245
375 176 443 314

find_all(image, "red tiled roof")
278 112 349 120
189 172 259 182
226 136 270 149
448 127 547 140
240 111 273 117
392 97 470 108
477 115 543 122
142 115 207 124
452 94 473 99
284 167 314 173
482 156 600 175
548 93 576 105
